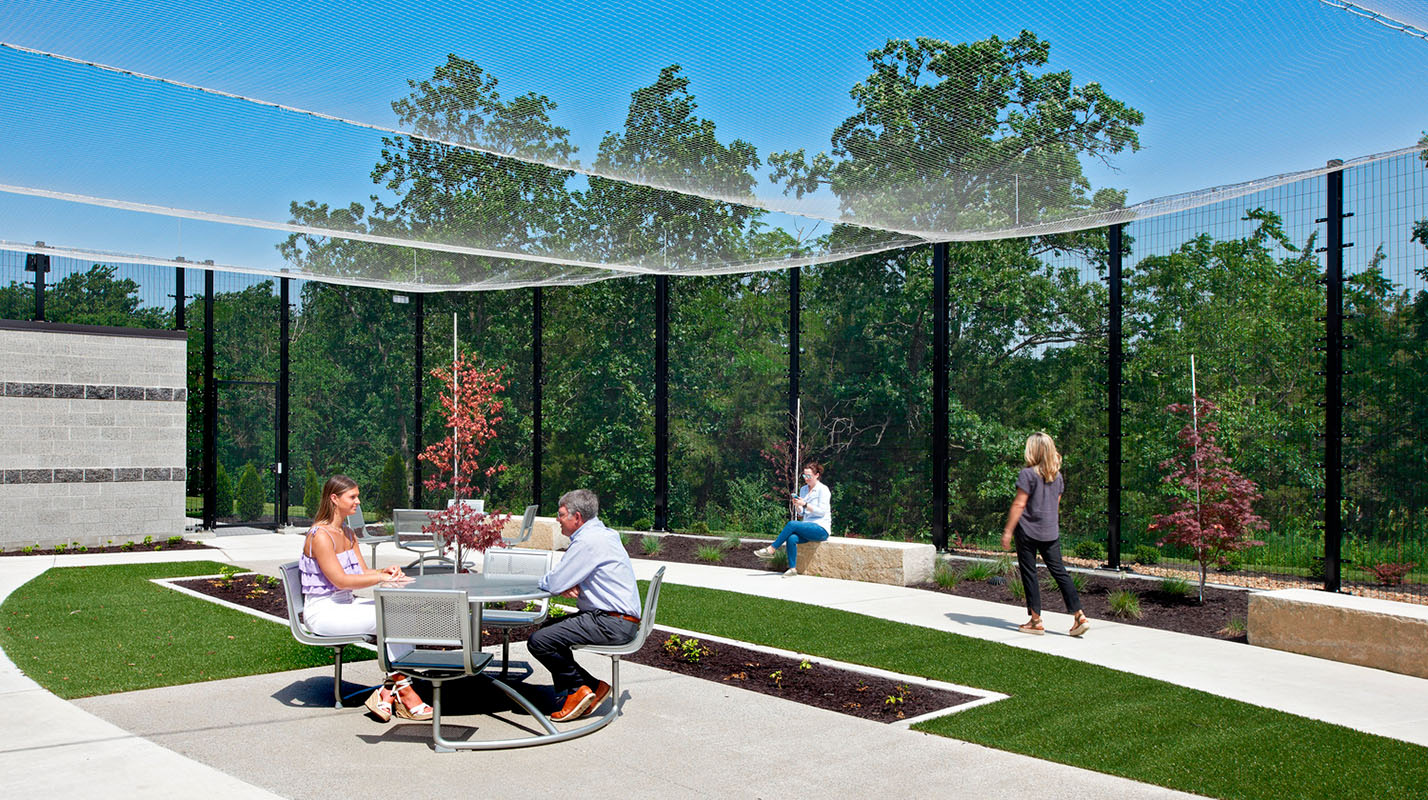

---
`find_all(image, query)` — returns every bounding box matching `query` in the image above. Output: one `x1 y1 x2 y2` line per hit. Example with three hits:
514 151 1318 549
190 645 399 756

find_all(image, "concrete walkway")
1 531 1425 799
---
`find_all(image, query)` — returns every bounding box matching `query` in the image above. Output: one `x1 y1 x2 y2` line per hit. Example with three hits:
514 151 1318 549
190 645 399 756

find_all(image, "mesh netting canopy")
0 0 1424 290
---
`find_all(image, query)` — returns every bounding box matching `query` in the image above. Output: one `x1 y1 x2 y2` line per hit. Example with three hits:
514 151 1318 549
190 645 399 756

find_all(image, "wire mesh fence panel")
796 250 934 542
539 278 654 528
287 280 421 525
0 249 35 321
1119 176 1326 594
1341 151 1428 603
668 271 788 536
417 288 534 519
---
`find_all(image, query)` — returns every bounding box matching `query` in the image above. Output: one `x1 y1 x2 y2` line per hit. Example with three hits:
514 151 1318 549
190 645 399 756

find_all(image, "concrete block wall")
0 321 188 549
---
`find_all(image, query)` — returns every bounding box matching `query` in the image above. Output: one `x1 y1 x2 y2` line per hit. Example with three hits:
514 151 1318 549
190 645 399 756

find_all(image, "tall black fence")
3 154 1425 603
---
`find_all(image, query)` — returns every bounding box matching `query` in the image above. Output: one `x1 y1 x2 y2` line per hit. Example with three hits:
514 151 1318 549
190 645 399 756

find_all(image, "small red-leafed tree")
418 354 510 567
1149 396 1266 602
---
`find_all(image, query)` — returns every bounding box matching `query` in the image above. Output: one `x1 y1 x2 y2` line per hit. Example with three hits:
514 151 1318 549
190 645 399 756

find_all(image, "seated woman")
300 474 429 722
754 462 832 576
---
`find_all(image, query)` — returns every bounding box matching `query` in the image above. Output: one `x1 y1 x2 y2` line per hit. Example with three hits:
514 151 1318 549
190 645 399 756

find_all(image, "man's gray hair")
558 489 599 522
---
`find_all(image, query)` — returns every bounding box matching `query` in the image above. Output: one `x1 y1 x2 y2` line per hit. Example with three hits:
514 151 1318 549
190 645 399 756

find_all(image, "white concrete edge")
149 575 378 651
653 622 1009 729
941 553 1258 592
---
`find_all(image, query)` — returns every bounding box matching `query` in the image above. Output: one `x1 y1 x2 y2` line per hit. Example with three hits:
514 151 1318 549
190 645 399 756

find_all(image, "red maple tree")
1148 396 1266 602
417 354 510 566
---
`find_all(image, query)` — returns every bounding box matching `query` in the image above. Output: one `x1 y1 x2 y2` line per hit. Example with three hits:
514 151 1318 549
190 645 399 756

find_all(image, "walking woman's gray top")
1015 467 1064 541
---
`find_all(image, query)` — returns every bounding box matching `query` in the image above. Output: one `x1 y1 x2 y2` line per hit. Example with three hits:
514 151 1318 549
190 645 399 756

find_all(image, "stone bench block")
791 537 935 586
498 515 569 551
1249 588 1428 679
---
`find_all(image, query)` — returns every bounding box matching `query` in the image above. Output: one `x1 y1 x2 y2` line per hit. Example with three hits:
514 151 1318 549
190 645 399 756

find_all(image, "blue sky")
0 0 1424 274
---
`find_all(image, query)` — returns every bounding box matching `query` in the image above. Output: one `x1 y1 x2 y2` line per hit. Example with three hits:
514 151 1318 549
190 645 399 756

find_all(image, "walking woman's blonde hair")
1023 432 1061 483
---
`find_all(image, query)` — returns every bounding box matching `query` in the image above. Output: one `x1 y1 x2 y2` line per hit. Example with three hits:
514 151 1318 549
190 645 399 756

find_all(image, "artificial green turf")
0 561 373 699
4 565 1425 799
651 583 1428 800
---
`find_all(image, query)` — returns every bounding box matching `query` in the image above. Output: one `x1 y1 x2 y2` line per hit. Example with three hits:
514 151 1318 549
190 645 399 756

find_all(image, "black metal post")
1323 160 1346 592
277 277 290 526
532 287 543 510
654 276 669 531
174 267 186 330
25 252 49 321
203 269 217 529
412 293 424 508
789 266 801 468
932 243 949 551
1106 225 1124 570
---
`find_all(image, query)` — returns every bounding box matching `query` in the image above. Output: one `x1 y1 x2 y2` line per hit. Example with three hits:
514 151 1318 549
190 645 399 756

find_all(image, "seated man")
529 489 642 721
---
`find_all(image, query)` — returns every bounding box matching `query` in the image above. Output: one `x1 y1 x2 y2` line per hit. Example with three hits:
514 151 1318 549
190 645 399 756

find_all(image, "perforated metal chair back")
392 508 449 574
374 588 478 676
578 566 665 658
483 546 552 578
503 504 540 546
348 507 395 564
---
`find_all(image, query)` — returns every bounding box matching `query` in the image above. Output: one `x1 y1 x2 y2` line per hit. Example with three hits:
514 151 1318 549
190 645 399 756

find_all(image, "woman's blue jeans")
772 521 828 567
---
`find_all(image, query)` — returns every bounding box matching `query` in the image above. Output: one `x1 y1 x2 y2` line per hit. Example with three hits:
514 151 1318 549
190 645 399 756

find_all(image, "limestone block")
499 515 569 551
794 537 935 586
1249 588 1428 679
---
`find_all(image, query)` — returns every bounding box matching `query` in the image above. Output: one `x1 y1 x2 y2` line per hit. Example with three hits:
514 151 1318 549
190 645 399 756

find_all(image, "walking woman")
299 474 430 721
754 462 831 576
1000 433 1090 636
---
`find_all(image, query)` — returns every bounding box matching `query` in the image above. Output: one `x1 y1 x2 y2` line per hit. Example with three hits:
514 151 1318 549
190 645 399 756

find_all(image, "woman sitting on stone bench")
755 462 832 576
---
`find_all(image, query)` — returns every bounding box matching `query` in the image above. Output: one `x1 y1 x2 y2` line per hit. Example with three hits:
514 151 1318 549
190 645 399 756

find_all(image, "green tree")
235 462 265 520
303 465 321 520
215 462 234 519
375 451 407 520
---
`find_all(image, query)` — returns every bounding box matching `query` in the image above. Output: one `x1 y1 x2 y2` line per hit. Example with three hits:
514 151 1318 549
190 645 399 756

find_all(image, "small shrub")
1366 562 1416 586
1215 550 1243 573
236 462 265 520
1132 545 1162 565
1218 617 1247 637
21 545 35 554
167 536 183 546
1072 540 1107 560
303 464 321 519
1160 576 1193 598
770 550 788 571
631 517 653 531
720 532 742 550
1308 556 1327 581
215 462 234 518
142 535 153 545
118 541 134 552
641 535 663 556
53 543 67 553
1107 589 1143 619
993 555 1016 577
662 634 710 664
961 561 994 581
687 521 709 535
216 565 240 588
75 544 88 553
1070 571 1090 593
933 561 962 589
619 532 634 547
696 544 724 563
255 574 280 588
375 451 407 520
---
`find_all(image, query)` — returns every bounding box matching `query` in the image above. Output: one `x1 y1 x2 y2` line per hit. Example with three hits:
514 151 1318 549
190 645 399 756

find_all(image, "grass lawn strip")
4 565 1425 800
0 561 374 699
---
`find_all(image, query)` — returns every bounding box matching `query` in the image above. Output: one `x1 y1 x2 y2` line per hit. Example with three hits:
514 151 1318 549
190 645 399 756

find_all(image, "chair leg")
500 631 511 681
333 645 345 708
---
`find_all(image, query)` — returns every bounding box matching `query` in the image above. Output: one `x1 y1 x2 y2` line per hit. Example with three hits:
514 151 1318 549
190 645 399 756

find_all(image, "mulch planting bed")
171 572 977 723
918 570 1249 641
1 538 214 557
627 532 1249 642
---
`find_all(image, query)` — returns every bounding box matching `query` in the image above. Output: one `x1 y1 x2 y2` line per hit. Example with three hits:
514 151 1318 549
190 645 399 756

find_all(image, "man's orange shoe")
581 681 611 718
550 686 594 722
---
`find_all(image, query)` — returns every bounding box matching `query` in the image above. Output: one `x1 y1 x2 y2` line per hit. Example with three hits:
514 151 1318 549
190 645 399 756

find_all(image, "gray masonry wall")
0 321 187 550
